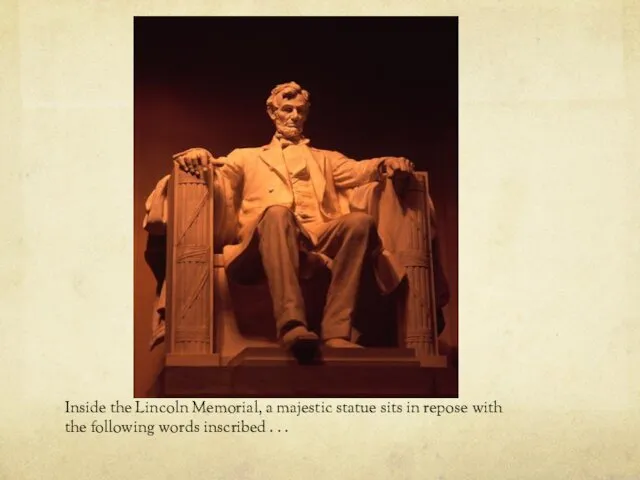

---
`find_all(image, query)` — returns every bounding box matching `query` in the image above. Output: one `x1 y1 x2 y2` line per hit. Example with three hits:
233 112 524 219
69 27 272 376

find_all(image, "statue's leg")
236 206 308 337
316 212 379 343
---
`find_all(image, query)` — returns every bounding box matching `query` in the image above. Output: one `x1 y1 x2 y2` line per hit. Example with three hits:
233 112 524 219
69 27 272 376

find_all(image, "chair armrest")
362 171 441 360
165 165 215 355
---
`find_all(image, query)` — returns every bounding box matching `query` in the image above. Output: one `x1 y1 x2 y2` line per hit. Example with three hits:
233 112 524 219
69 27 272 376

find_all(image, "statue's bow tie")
278 137 310 149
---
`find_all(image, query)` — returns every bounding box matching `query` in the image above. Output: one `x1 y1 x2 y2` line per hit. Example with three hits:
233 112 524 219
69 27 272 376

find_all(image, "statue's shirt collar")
272 134 310 149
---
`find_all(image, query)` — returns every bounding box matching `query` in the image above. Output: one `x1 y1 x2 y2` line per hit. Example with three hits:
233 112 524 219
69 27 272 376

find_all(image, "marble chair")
143 165 448 395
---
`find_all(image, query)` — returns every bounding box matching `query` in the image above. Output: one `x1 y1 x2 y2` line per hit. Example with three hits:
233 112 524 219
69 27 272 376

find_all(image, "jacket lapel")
258 139 290 187
257 138 328 204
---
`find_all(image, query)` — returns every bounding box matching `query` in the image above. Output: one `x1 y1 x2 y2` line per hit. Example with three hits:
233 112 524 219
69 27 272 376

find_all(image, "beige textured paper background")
1 1 639 479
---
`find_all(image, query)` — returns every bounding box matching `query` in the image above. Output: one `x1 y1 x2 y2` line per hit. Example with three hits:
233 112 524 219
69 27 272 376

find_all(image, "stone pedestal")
162 347 456 398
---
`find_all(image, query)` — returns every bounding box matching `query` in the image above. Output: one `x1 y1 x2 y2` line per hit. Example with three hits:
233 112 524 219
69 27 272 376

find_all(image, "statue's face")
269 95 309 140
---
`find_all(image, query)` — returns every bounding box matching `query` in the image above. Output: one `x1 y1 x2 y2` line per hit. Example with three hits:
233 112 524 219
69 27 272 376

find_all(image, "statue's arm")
328 151 385 189
212 149 244 246
329 151 414 191
212 148 244 192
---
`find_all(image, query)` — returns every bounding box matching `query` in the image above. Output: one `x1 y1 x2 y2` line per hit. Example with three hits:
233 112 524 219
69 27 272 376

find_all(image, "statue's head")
266 81 310 140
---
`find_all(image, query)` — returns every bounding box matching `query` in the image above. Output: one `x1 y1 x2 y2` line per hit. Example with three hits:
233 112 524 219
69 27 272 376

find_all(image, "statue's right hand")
172 147 226 177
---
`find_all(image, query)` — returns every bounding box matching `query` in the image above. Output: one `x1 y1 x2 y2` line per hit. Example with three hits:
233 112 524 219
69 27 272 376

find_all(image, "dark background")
134 17 458 396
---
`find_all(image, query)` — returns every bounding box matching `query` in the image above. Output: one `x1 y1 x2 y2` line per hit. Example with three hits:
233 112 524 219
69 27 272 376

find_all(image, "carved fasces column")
166 166 214 354
396 172 439 360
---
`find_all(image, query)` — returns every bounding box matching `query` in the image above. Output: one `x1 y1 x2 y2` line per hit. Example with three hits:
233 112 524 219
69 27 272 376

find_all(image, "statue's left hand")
380 156 415 196
381 156 415 176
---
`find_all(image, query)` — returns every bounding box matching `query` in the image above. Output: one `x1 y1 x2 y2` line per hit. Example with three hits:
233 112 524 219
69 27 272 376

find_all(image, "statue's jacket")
143 138 447 347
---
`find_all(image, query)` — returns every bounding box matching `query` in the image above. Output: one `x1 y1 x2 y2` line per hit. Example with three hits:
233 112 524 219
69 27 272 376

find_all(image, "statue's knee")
343 212 376 236
260 205 295 227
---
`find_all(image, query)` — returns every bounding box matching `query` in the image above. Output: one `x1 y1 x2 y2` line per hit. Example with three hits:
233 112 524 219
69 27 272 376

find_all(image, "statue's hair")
266 81 310 115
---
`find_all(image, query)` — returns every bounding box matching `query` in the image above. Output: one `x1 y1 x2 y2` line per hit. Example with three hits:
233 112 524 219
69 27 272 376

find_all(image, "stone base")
228 346 422 367
161 347 457 397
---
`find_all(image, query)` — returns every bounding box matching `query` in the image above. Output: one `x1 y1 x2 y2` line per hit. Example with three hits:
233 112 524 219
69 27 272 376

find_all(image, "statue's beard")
276 123 303 140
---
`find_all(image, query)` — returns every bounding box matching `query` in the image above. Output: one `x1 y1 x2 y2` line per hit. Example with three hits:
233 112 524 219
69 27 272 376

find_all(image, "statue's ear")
267 107 277 121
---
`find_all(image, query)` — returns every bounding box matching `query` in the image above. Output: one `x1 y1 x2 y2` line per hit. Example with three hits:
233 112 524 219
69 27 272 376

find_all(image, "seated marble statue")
148 81 442 359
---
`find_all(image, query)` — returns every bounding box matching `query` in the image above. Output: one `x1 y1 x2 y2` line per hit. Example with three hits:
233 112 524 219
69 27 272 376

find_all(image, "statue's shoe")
280 326 320 363
324 338 364 348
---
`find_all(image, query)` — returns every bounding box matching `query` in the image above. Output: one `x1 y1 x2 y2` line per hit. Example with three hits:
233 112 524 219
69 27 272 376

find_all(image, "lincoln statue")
164 81 417 357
